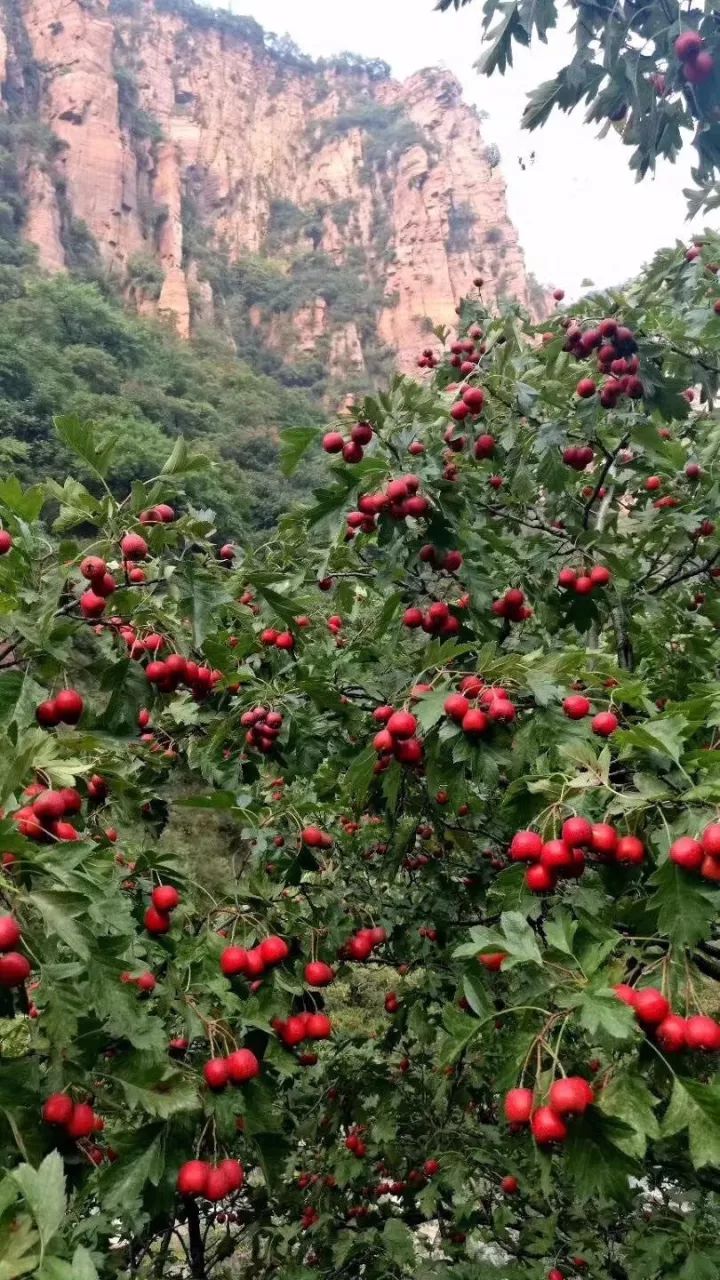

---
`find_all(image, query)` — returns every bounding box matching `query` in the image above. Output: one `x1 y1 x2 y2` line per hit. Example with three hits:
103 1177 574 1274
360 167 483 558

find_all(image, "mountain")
0 0 546 404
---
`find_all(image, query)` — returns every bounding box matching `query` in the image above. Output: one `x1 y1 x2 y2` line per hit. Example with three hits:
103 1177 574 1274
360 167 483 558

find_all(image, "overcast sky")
223 0 717 299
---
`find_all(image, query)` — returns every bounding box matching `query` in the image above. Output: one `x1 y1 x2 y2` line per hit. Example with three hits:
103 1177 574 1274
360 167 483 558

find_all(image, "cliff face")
1 0 545 378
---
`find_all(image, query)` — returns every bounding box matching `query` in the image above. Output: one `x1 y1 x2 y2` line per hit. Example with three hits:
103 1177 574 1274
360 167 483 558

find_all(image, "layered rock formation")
0 0 546 376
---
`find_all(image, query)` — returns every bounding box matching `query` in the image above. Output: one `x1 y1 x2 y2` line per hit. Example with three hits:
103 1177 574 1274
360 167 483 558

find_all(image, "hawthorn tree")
2 232 720 1279
437 0 720 217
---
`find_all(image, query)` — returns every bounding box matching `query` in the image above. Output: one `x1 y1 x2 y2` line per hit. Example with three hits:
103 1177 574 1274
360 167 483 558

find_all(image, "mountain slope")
1 0 545 401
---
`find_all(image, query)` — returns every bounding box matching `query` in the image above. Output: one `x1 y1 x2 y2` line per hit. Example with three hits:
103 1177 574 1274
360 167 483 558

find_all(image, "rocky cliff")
0 0 546 384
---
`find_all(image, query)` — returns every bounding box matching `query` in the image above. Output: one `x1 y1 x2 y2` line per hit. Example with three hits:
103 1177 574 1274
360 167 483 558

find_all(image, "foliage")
0 269 322 533
2 227 720 1278
442 0 720 217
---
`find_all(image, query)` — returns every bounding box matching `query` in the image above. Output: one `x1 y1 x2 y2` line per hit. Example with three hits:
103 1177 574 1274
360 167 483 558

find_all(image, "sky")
218 0 716 300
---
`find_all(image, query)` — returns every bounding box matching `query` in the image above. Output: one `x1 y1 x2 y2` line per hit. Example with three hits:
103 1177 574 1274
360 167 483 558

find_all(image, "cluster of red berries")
340 925 387 962
561 695 619 736
120 969 157 994
273 1010 333 1046
220 934 289 978
448 325 485 373
144 883 181 934
562 444 595 471
0 914 29 988
402 600 460 638
614 983 720 1051
504 1077 594 1146
203 1047 261 1090
669 822 720 882
419 544 463 574
139 503 175 525
13 783 84 844
509 818 644 892
42 1093 104 1139
567 317 643 406
492 587 532 622
449 384 486 421
674 30 714 84
384 990 400 1013
345 1125 368 1158
444 677 517 735
177 1157 244 1200
322 420 374 464
77 555 120 616
301 1205 320 1230
0 529 13 554
372 708 424 768
145 652 222 698
259 626 295 650
416 346 439 369
240 706 284 754
346 474 430 541
35 687 84 728
558 565 611 594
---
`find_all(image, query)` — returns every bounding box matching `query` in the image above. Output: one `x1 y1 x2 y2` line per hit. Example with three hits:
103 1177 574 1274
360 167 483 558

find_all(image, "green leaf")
662 1078 720 1168
98 1131 164 1216
53 415 116 481
11 1152 65 1249
415 688 450 733
280 426 319 477
498 910 542 966
32 892 90 960
649 860 716 947
599 1071 659 1158
618 714 687 765
69 1248 99 1280
382 1218 415 1266
564 1110 639 1199
578 989 637 1041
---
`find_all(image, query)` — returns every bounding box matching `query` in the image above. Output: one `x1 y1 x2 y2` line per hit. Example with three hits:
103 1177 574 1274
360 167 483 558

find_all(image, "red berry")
177 1160 209 1197
656 1015 687 1053
576 378 596 399
42 1093 74 1126
0 530 13 554
685 1015 720 1051
0 952 30 987
503 1088 534 1126
66 1103 96 1138
121 532 148 560
674 30 704 61
54 688 84 724
591 823 618 856
220 946 249 977
531 1107 567 1145
144 906 171 934
701 823 720 857
634 988 670 1026
562 816 593 848
0 916 21 951
525 863 556 892
259 935 289 966
509 830 542 862
305 960 335 986
500 1175 519 1194
225 1048 261 1082
615 834 645 864
592 711 619 737
386 710 417 739
152 885 180 912
548 1076 593 1115
563 695 590 720
204 1058 229 1090
670 836 704 872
